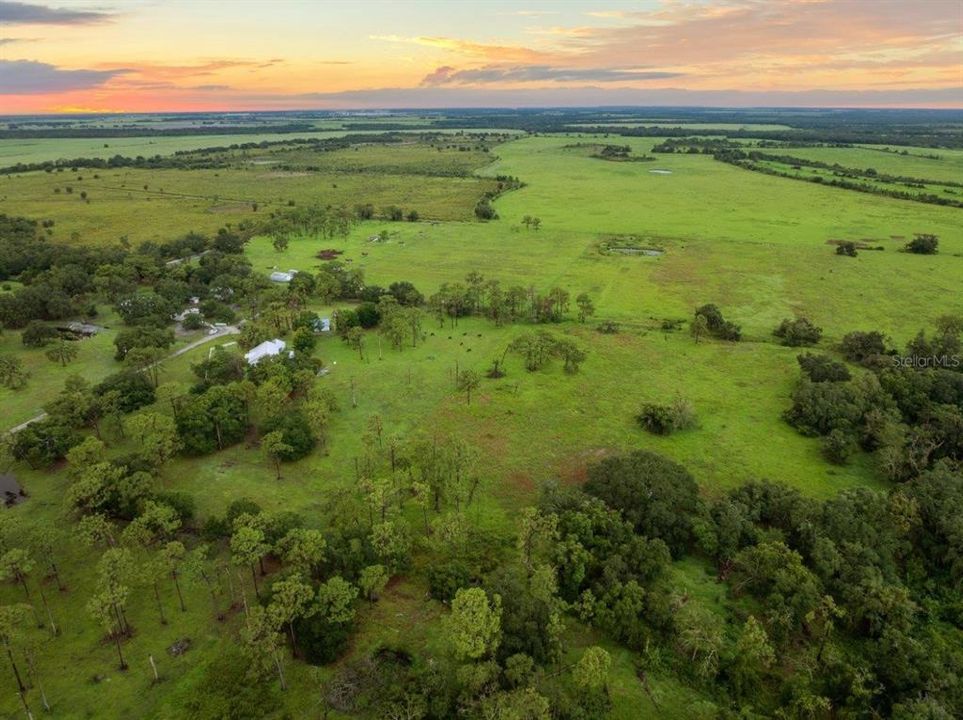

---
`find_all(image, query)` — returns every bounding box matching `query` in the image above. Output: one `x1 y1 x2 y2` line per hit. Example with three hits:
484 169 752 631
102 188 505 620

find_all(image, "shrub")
694 304 741 341
822 429 857 465
596 321 620 334
178 650 281 720
474 198 497 220
905 233 938 254
387 281 424 306
783 379 870 437
296 613 353 665
797 353 851 383
428 560 473 603
636 398 697 435
836 241 858 257
841 330 888 363
356 302 381 328
153 491 196 525
260 411 316 461
774 317 822 347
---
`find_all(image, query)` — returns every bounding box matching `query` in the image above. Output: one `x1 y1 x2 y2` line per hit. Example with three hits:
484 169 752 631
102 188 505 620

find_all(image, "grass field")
1 131 960 718
0 132 346 167
0 140 500 245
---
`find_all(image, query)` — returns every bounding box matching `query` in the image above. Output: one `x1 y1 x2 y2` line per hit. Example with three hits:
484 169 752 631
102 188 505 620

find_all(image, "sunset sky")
0 0 960 113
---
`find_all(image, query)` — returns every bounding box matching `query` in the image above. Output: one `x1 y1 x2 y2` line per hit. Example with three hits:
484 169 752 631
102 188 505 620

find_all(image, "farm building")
269 269 299 283
56 321 102 337
244 338 292 365
311 317 332 333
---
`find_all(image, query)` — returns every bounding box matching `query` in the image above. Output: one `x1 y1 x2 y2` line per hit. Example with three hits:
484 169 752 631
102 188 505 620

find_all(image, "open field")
0 132 343 167
0 139 500 245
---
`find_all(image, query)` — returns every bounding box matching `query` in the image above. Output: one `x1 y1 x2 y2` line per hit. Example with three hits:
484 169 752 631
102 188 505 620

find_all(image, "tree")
676 603 724 679
445 587 502 661
584 450 701 558
554 337 587 374
694 304 741 341
230 524 269 598
841 330 890 364
21 321 58 348
45 339 78 366
575 293 595 323
0 604 34 717
241 605 287 690
457 369 481 404
261 431 292 480
344 326 365 360
315 576 358 625
731 541 821 642
728 615 775 697
822 428 857 464
161 541 188 613
88 548 134 670
509 331 558 372
124 345 165 388
0 356 28 389
271 235 289 253
277 528 326 578
359 564 389 602
0 549 56 634
267 573 315 653
573 646 612 692
690 314 709 344
125 412 181 467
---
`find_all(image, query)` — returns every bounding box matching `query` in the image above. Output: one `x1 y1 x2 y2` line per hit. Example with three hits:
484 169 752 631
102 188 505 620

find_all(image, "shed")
269 269 299 283
311 317 332 333
58 321 102 337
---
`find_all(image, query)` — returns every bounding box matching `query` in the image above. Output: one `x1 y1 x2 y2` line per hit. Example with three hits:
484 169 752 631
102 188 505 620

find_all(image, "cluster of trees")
784 316 962 470
690 304 742 342
507 448 963 718
773 316 823 347
424 273 590 328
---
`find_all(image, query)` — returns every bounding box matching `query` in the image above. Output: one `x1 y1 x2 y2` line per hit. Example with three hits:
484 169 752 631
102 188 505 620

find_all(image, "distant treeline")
650 138 963 208
0 131 502 174
713 148 963 208
0 123 318 139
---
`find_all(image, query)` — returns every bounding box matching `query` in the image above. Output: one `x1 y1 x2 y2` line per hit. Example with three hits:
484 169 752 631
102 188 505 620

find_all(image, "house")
269 269 299 283
244 338 291 365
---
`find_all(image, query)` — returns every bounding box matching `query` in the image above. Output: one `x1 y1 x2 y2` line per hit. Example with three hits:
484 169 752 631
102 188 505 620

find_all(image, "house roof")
244 338 287 365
